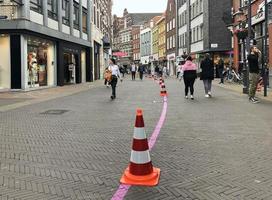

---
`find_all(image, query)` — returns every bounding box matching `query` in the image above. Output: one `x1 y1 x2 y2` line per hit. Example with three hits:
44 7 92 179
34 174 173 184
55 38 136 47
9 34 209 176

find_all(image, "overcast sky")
112 0 167 16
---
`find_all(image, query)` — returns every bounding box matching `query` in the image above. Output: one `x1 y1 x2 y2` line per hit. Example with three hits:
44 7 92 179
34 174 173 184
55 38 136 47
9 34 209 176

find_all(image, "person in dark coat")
138 64 145 80
217 56 224 84
200 53 214 97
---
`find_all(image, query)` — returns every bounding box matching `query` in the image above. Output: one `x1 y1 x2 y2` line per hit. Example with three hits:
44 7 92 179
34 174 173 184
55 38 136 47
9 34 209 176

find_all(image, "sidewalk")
0 80 103 112
214 79 272 102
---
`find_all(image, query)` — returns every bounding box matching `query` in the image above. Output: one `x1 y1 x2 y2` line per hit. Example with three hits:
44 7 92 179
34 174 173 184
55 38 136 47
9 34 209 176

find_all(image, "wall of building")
0 35 11 89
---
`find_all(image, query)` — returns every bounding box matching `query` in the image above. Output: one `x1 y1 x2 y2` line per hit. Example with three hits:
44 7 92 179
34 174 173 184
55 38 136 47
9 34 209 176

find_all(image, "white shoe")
190 95 194 100
185 96 188 99
205 94 209 98
208 92 212 97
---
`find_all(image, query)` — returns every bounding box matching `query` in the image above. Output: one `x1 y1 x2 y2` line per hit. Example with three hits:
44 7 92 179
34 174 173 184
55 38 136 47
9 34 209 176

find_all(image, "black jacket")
247 54 259 74
200 58 214 80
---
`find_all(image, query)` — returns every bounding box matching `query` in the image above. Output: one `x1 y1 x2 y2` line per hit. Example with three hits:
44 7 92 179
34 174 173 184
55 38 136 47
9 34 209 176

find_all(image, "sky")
112 0 167 16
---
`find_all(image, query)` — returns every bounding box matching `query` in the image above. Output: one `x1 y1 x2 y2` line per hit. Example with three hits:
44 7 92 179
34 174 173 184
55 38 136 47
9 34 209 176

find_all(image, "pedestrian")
182 56 197 100
163 65 167 78
108 58 122 100
138 63 145 80
120 65 125 78
200 53 214 98
248 46 261 103
217 56 224 84
155 65 159 77
131 63 136 81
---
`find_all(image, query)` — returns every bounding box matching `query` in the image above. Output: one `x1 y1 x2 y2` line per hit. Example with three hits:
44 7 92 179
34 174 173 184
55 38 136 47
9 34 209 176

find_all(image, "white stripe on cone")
133 128 146 140
130 150 151 164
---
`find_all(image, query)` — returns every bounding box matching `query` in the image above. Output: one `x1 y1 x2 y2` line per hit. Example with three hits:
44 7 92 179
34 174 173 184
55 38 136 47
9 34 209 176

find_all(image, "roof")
129 13 162 25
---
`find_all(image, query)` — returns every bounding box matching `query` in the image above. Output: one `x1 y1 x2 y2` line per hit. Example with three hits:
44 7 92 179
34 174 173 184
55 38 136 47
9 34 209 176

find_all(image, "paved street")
0 77 272 200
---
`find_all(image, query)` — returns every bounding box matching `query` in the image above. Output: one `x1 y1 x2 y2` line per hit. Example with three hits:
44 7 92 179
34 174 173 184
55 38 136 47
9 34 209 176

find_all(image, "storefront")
167 53 176 76
0 32 91 91
26 35 56 88
0 34 11 90
57 41 88 86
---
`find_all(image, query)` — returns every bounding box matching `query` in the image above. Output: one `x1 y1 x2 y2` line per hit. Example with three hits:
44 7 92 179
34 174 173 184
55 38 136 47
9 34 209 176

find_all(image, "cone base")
120 167 160 186
160 93 168 97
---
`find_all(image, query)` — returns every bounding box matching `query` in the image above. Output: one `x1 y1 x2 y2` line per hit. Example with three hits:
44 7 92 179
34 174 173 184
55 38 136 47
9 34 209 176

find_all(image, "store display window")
27 36 55 88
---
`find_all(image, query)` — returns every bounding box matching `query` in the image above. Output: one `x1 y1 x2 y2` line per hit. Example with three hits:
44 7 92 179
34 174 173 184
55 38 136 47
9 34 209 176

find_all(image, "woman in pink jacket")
182 56 197 100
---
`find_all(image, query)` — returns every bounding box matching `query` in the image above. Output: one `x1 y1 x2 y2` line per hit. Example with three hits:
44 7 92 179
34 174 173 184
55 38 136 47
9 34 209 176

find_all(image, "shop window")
73 1 80 30
82 8 88 33
27 36 55 88
48 0 58 20
62 0 70 25
30 0 43 14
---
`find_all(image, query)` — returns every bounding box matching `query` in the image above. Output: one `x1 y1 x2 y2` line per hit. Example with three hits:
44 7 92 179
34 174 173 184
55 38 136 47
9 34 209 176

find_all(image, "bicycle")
223 67 243 84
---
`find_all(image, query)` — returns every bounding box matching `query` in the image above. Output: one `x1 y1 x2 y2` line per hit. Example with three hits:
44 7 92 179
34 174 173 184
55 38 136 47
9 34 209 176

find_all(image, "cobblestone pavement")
0 77 272 200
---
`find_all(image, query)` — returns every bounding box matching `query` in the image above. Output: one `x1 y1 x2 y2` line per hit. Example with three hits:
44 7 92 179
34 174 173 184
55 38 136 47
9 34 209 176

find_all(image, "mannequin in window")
28 52 37 87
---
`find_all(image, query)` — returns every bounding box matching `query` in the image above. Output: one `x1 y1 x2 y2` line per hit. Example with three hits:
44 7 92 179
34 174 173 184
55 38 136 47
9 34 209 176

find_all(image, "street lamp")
233 0 252 94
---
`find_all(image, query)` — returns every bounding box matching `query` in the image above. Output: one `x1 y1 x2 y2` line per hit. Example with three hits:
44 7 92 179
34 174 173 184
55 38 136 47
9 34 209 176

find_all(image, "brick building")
166 0 176 75
112 9 161 66
132 25 141 63
232 0 272 76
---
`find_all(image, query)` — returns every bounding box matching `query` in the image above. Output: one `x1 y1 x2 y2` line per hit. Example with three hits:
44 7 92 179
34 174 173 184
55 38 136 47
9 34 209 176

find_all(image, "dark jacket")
200 58 214 80
247 54 259 74
138 65 145 73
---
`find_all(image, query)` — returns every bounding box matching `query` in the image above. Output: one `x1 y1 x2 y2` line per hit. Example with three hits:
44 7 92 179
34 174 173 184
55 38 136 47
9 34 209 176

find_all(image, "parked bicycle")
223 66 243 84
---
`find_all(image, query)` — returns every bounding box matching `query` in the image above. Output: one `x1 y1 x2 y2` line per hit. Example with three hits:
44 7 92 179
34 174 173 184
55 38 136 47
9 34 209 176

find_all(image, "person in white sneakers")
200 53 214 98
182 56 197 100
108 58 122 100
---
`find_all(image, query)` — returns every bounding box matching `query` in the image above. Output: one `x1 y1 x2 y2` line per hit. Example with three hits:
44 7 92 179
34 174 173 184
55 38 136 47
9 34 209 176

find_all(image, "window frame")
48 0 58 20
30 0 43 14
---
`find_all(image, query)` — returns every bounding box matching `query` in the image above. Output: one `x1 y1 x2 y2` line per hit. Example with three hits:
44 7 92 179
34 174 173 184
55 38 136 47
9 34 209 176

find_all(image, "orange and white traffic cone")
120 109 160 186
160 82 167 96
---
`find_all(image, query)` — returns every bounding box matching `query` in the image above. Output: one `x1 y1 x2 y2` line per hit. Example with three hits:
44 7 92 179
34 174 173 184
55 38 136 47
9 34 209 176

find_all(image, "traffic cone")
160 83 167 96
120 109 160 186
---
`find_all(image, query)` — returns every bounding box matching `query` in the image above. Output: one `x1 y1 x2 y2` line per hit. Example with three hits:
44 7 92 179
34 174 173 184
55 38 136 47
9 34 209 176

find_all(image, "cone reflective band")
160 83 167 96
120 109 160 186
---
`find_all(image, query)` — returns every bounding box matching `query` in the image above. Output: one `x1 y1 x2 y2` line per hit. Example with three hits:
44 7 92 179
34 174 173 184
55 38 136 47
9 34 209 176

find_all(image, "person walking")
248 46 261 103
217 56 224 84
200 53 214 98
131 63 136 81
182 56 197 100
163 65 167 79
108 58 122 100
138 63 145 80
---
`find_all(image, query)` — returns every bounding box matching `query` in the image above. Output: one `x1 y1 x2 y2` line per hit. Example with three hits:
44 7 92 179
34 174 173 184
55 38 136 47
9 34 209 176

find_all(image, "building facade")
0 0 92 91
92 0 112 80
152 21 160 71
232 0 272 76
132 25 141 63
176 0 232 65
112 8 161 66
158 15 166 63
166 0 176 75
140 26 152 65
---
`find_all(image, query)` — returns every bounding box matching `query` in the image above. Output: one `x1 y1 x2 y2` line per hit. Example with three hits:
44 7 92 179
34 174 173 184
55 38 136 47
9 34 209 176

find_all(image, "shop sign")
252 10 265 26
0 16 7 20
211 43 218 48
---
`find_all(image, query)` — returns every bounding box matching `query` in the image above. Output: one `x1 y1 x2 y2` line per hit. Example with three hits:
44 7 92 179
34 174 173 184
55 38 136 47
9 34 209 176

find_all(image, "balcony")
0 0 22 20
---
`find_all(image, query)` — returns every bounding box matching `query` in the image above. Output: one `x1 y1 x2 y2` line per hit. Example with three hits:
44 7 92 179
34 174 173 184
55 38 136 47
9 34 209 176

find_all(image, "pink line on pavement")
111 96 168 200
